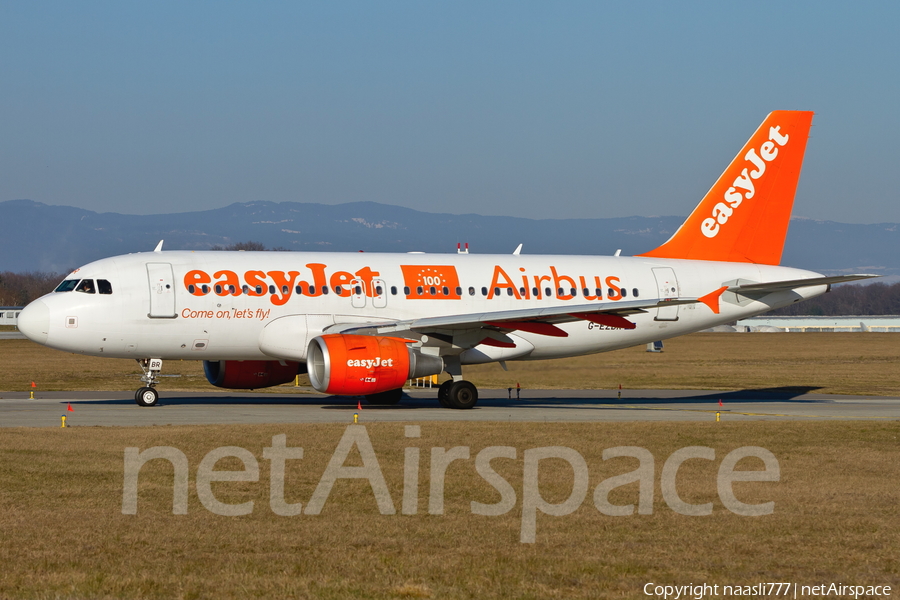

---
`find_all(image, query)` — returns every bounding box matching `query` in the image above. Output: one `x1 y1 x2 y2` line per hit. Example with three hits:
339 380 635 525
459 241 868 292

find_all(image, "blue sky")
2 2 898 223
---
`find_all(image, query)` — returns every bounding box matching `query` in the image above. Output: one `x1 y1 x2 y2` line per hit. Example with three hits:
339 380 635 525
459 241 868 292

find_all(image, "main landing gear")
134 358 162 407
435 355 478 409
438 380 478 409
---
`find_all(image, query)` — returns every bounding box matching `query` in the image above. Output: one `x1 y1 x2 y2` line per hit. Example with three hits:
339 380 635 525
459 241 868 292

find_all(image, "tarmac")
2 387 899 427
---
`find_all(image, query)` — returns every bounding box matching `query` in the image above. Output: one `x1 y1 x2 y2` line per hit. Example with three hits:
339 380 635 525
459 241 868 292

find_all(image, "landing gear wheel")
365 388 403 405
437 380 453 408
447 380 478 409
135 387 159 407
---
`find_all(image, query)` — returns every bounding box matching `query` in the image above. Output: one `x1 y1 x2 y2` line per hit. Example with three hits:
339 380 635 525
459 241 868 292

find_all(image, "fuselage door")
350 278 366 309
652 267 679 321
147 263 177 318
372 278 387 308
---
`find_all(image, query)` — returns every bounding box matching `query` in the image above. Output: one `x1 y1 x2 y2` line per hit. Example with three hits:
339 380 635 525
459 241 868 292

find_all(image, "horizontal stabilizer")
730 274 879 294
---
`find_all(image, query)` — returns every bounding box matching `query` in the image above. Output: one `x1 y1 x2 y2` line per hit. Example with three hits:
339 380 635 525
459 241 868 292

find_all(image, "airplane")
16 110 875 409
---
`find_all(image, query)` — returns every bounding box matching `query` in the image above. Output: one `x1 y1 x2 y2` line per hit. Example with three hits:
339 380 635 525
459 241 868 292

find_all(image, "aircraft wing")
729 274 879 294
327 296 703 339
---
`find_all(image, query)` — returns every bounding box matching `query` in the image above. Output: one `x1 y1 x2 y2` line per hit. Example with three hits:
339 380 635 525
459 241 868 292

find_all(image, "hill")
2 199 898 280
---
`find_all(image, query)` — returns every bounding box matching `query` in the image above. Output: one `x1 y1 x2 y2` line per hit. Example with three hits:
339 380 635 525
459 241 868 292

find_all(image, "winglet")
153 240 164 253
698 286 728 314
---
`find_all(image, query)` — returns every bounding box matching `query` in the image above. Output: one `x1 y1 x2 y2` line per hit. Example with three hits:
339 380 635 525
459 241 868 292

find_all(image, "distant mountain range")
2 199 898 281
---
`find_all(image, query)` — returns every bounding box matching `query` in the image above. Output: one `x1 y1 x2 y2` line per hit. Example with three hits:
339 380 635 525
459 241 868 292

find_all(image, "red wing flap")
569 312 636 330
485 321 568 338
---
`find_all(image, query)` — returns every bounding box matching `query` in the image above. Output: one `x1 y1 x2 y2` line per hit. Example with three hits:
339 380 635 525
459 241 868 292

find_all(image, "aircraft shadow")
65 386 826 410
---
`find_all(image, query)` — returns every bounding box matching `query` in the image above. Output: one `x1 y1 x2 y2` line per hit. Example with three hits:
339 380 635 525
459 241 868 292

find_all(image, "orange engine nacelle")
203 360 304 389
307 334 443 396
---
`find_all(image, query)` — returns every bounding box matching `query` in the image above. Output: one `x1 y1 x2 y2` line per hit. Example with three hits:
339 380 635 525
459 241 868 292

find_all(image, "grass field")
1 421 898 599
2 332 898 396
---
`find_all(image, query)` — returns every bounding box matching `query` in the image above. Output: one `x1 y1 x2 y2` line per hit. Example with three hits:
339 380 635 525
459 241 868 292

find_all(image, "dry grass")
1 421 898 599
2 333 898 396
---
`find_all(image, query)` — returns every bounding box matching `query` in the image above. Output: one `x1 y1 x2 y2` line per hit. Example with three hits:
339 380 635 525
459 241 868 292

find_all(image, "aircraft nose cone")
17 300 50 345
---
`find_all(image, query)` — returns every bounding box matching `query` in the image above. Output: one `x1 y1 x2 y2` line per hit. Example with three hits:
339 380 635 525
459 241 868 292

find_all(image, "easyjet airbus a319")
17 111 874 408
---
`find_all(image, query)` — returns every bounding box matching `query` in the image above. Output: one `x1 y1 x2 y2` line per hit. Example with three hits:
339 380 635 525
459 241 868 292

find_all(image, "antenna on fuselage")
153 240 164 253
457 243 469 254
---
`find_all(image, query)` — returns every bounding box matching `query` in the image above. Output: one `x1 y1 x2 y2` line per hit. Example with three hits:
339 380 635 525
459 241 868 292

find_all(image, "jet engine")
203 359 305 389
307 334 443 395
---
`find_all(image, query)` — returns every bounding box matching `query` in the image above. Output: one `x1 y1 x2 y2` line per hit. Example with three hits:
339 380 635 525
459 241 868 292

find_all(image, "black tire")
437 380 453 408
447 380 478 409
365 388 403 405
135 387 159 407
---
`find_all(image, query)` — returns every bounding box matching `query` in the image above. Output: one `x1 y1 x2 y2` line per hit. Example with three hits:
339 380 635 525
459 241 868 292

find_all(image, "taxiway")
1 388 898 427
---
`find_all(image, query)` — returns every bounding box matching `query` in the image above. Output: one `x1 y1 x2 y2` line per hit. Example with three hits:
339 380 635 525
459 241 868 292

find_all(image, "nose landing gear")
134 358 162 407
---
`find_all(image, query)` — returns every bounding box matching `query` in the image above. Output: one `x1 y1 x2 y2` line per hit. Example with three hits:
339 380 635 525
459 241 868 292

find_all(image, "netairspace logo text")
123 425 781 543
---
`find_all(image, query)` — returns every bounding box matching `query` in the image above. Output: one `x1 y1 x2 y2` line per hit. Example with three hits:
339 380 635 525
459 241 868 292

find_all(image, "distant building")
0 307 23 327
736 316 900 333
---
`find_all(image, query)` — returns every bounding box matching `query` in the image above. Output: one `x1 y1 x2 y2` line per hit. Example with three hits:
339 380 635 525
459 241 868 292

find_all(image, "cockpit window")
98 279 113 295
75 279 96 294
55 279 80 292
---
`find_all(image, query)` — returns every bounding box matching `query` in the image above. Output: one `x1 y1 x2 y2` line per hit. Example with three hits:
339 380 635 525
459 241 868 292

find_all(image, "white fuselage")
22 250 826 364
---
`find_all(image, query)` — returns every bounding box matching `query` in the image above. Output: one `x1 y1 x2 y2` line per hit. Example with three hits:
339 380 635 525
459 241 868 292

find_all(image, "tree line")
769 281 900 316
0 242 281 306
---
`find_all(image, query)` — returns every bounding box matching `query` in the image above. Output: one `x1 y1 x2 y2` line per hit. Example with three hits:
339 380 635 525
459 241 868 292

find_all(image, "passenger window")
404 286 411 295
282 286 288 294
507 288 514 296
468 287 475 296
557 287 564 296
322 286 329 295
429 286 437 295
355 285 363 295
255 285 262 294
229 285 236 294
268 285 276 295
391 286 398 295
75 279 95 294
494 287 500 296
621 288 628 298
455 287 462 296
442 286 449 296
188 285 196 294
295 285 303 295
376 286 384 295
545 287 551 297
244 285 250 294
570 288 577 296
633 288 639 298
596 288 603 297
417 286 424 295
334 286 343 296
481 287 488 296
215 284 223 294
532 287 538 297
582 288 589 296
308 285 316 295
98 279 113 295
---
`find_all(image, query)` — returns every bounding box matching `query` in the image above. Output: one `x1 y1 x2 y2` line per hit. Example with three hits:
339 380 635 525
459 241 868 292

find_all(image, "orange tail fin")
639 110 814 265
